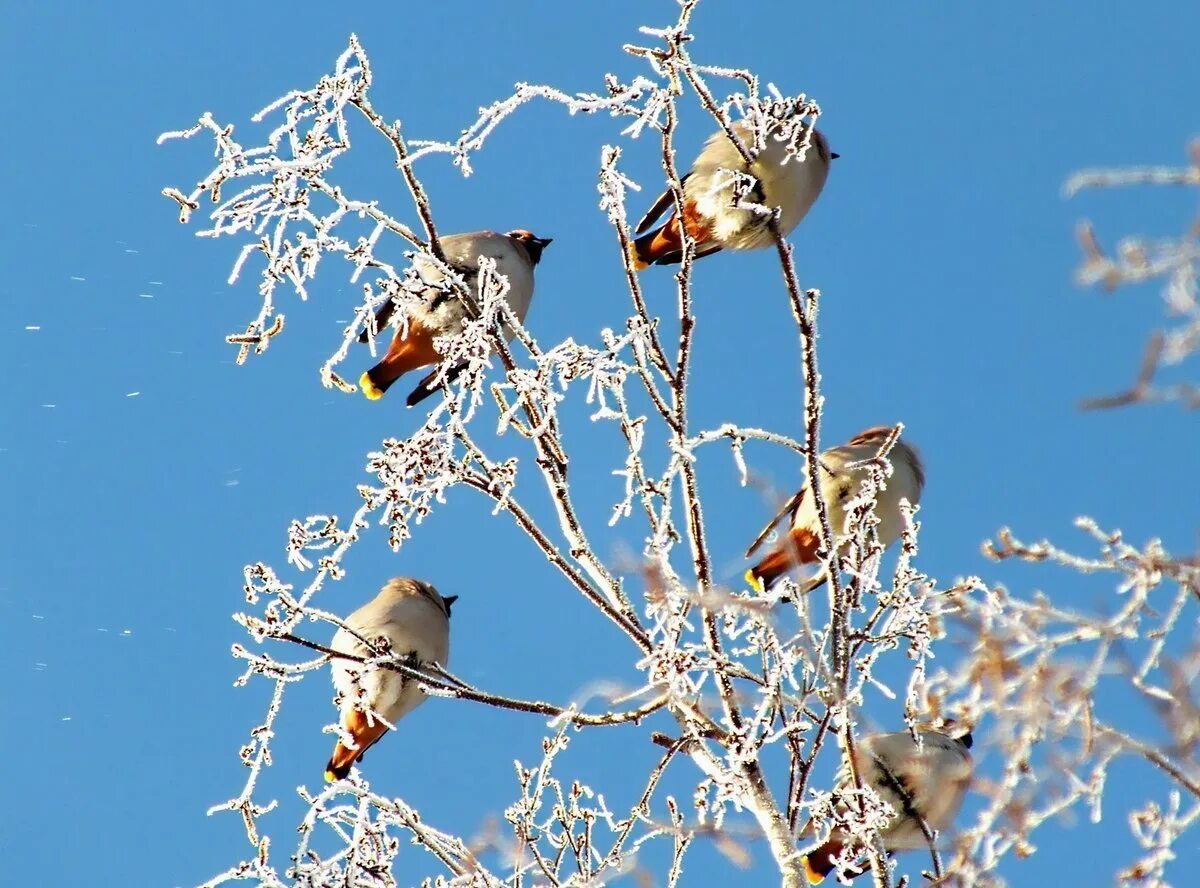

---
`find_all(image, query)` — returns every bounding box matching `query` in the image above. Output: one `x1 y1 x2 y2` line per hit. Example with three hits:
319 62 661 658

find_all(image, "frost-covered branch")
162 4 1197 888
1067 139 1200 410
922 521 1200 886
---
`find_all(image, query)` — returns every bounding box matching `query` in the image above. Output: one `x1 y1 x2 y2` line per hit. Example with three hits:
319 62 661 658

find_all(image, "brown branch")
459 470 652 652
1079 331 1200 411
1095 723 1200 800
279 632 665 726
608 737 687 862
357 50 640 632
602 149 675 386
874 753 944 881
350 58 445 264
791 708 835 834
1081 332 1166 410
652 54 746 742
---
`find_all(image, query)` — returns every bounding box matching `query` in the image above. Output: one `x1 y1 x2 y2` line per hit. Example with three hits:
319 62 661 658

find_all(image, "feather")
639 243 724 267
406 361 468 408
634 174 690 234
358 297 398 344
793 568 831 596
745 487 807 557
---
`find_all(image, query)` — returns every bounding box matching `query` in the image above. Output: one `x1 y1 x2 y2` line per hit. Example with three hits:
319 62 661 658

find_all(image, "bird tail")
324 711 390 782
745 553 789 592
359 320 441 402
324 742 361 782
629 217 684 270
745 529 820 592
359 368 391 401
800 839 846 884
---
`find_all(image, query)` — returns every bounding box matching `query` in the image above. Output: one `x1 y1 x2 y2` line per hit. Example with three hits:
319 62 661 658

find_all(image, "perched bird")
358 229 552 406
629 120 835 269
324 577 456 782
801 727 974 884
745 427 924 593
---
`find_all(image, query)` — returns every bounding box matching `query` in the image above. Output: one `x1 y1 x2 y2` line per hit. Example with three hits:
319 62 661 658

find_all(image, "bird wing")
406 361 469 408
357 247 482 345
358 298 399 345
645 242 725 267
744 486 808 558
634 174 690 234
793 568 831 596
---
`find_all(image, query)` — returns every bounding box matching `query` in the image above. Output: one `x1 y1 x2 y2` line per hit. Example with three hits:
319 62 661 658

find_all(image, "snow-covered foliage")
162 3 1199 886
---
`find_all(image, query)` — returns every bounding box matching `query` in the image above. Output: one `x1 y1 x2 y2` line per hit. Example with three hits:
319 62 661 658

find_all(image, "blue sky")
2 2 1197 885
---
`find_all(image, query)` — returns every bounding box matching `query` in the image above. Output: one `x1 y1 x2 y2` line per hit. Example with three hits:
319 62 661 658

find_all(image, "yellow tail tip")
324 769 337 782
359 372 384 401
801 855 824 884
627 240 649 272
745 568 764 593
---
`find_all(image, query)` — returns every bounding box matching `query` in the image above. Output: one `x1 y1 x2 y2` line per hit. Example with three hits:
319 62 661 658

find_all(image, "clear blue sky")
2 2 1196 885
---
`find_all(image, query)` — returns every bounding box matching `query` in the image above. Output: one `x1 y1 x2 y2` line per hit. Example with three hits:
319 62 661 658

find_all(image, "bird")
801 727 974 884
358 229 552 406
744 427 924 593
629 119 835 269
324 577 456 782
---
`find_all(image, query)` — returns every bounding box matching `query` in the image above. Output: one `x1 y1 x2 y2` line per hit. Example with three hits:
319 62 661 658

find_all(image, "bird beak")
521 235 552 265
830 152 841 160
960 731 973 749
443 594 459 616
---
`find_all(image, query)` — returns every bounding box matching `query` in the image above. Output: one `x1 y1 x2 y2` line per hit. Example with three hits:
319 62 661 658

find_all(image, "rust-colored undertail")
629 201 717 269
324 709 391 781
360 319 442 401
801 839 846 884
630 215 684 270
746 528 820 590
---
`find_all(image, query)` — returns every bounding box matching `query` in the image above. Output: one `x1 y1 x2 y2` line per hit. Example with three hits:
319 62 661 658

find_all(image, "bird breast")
330 595 450 724
410 233 536 338
685 127 829 251
857 732 971 847
792 443 922 548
